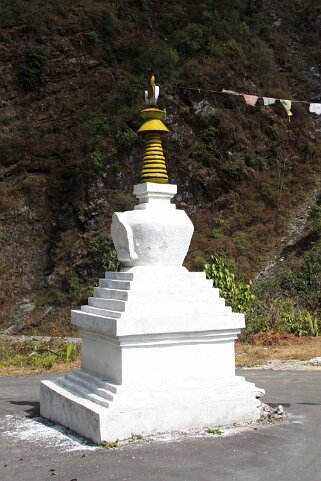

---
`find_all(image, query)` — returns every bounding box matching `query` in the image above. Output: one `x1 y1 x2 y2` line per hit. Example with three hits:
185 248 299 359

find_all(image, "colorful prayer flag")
280 99 293 119
242 94 259 107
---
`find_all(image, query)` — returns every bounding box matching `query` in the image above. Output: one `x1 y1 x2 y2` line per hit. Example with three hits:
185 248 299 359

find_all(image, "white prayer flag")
222 89 240 96
309 103 321 115
263 97 276 106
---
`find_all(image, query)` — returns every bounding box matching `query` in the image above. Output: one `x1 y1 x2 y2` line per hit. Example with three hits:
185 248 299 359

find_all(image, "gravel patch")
242 357 321 371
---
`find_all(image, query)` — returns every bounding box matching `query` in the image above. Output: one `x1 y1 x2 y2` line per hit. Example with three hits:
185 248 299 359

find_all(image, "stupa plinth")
40 76 264 443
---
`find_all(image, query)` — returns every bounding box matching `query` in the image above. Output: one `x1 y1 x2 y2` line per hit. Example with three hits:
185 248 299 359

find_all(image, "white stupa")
40 77 264 443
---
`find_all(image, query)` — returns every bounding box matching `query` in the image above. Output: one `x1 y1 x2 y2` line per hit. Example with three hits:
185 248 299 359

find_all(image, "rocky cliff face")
0 0 320 334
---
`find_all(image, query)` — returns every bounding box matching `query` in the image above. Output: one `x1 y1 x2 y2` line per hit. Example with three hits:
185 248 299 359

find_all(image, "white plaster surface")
40 183 264 443
41 371 263 443
111 183 194 266
41 266 264 442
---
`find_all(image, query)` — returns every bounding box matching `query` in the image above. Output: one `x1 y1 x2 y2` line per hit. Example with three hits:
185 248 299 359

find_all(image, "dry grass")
236 336 321 367
0 359 80 377
1 336 321 375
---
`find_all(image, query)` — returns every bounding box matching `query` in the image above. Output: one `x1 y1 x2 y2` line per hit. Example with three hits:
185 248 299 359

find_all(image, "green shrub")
242 276 321 340
45 286 70 307
189 141 209 163
100 440 118 448
87 4 117 40
17 46 49 91
0 339 80 371
246 39 278 89
158 5 186 35
87 31 99 43
115 129 138 152
223 153 249 181
173 23 206 56
189 127 218 167
109 75 146 114
79 111 109 149
10 354 25 367
206 427 223 435
0 5 18 27
135 40 179 82
89 150 104 170
200 126 217 151
211 217 230 239
91 233 120 272
78 111 109 170
222 39 244 58
306 313 319 337
204 253 255 313
33 353 57 369
178 59 207 84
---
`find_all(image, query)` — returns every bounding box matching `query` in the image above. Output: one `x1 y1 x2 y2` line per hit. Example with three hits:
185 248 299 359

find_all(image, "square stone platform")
40 267 264 442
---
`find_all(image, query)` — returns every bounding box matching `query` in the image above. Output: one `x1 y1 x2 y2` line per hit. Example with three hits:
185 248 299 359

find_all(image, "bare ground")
235 336 321 367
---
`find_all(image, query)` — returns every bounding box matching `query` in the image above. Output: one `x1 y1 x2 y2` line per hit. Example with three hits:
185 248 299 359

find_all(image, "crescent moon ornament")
145 74 159 106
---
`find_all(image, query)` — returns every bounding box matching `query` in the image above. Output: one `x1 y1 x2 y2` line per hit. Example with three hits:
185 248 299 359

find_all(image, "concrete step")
57 377 110 408
105 271 134 281
94 287 129 301
65 372 114 402
88 294 225 312
100 279 131 290
71 369 118 393
88 297 126 311
81 305 122 319
71 310 117 336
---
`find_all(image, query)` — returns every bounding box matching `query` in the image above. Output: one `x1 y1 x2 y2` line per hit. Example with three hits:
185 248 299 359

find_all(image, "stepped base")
40 369 264 443
40 267 264 442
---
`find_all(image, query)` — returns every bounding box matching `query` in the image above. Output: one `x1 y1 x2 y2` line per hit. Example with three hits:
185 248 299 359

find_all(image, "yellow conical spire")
138 76 169 184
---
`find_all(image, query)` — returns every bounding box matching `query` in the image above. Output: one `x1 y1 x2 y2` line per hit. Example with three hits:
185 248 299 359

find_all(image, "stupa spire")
138 75 169 184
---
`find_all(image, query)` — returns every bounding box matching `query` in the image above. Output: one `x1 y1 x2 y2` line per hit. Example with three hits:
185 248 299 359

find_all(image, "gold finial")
138 76 169 184
145 74 159 107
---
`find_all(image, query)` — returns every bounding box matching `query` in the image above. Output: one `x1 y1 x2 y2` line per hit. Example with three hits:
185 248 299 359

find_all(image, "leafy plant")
17 46 49 91
100 440 118 448
89 150 104 170
135 40 179 82
115 129 138 152
204 253 255 313
78 111 109 170
66 343 75 362
306 313 319 337
0 5 18 27
200 126 217 152
86 4 117 40
0 338 80 371
91 233 120 272
211 217 230 239
206 427 223 435
173 23 206 56
79 111 109 150
109 75 145 114
87 31 99 43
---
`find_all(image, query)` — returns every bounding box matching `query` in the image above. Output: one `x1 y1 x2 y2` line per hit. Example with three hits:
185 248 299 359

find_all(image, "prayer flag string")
169 84 321 119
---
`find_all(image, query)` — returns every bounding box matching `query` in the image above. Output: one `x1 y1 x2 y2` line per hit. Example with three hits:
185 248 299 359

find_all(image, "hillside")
0 0 320 335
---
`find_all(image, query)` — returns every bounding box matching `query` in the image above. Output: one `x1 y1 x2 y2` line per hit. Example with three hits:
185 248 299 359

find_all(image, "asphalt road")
0 370 320 481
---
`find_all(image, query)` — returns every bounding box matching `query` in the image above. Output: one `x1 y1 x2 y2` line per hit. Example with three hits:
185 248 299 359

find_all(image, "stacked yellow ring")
141 133 168 183
138 107 169 184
